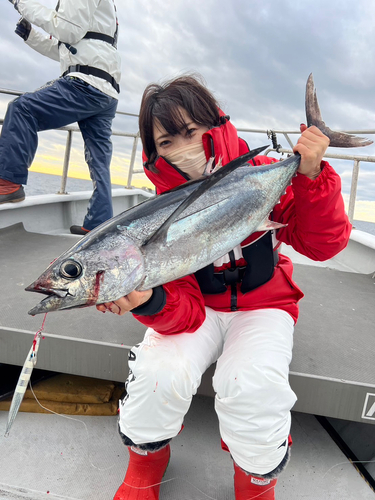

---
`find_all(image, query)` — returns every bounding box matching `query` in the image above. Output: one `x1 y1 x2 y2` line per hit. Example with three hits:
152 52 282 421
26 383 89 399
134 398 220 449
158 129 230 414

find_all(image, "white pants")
119 308 297 475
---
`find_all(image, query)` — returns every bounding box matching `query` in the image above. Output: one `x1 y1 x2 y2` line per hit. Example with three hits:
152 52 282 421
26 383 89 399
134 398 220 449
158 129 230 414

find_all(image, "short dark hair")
139 74 221 164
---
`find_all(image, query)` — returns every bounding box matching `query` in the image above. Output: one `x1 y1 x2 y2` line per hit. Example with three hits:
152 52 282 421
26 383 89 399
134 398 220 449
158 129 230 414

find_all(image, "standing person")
1 0 121 235
97 75 351 500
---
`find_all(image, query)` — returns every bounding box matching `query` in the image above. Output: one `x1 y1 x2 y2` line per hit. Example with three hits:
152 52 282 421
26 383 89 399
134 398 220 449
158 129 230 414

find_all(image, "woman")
98 75 351 500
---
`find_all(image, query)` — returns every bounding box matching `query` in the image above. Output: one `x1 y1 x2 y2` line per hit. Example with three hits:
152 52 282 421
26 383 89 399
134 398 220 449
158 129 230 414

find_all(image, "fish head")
25 232 145 315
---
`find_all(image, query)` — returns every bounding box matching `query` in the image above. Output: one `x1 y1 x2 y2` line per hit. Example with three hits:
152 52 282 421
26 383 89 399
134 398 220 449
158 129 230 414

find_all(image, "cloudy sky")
0 0 374 220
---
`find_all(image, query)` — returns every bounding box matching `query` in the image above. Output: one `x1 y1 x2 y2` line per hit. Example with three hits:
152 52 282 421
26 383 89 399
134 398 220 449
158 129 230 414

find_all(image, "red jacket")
133 116 351 334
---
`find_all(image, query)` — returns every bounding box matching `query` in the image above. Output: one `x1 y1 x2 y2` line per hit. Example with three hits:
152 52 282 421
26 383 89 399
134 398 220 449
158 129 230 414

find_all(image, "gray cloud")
0 0 374 204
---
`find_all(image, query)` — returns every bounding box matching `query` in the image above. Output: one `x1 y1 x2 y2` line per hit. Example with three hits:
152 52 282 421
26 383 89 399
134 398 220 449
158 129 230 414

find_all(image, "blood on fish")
87 270 105 306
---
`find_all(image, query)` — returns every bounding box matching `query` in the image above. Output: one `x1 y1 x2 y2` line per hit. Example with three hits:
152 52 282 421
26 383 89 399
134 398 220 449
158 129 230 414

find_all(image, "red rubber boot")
113 445 171 500
234 462 277 500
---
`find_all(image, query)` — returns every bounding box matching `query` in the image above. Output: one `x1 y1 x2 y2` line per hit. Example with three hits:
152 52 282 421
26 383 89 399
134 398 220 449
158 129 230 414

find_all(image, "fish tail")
305 73 373 148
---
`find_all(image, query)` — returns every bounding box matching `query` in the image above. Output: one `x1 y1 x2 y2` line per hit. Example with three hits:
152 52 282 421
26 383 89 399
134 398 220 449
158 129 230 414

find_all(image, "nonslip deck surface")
1 225 375 499
0 397 374 500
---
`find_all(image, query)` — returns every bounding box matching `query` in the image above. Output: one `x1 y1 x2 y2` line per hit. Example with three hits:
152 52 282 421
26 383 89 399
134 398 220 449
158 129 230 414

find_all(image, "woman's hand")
96 289 153 316
293 124 330 180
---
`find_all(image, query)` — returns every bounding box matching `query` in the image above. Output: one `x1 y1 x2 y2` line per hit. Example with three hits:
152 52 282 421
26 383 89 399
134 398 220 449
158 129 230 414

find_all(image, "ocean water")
352 219 375 236
26 171 125 196
25 171 375 236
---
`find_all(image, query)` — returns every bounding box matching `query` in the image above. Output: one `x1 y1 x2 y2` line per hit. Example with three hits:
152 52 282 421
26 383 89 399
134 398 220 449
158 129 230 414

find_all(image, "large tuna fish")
26 74 372 315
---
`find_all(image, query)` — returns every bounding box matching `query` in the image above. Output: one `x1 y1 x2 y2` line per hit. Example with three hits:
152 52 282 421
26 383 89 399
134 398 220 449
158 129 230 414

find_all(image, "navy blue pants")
0 76 118 230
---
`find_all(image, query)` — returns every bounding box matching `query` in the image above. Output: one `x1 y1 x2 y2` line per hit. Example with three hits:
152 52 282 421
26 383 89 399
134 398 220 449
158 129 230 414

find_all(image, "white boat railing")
1 88 374 224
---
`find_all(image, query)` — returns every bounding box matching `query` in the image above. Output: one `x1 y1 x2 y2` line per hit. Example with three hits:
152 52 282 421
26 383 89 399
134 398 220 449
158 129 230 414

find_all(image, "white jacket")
17 0 121 99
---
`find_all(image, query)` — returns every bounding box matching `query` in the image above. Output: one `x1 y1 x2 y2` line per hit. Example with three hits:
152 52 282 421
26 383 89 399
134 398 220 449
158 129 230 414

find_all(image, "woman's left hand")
293 124 330 180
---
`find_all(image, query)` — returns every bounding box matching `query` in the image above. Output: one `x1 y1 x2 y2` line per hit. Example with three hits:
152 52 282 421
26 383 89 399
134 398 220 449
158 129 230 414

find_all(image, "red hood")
142 111 250 194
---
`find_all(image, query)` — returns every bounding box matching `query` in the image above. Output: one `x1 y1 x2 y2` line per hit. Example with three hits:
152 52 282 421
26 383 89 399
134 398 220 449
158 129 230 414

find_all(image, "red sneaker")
0 178 22 195
234 461 277 500
0 179 25 204
114 445 171 500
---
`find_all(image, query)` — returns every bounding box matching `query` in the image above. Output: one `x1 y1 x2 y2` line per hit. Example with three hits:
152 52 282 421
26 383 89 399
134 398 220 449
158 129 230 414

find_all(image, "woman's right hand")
96 289 153 316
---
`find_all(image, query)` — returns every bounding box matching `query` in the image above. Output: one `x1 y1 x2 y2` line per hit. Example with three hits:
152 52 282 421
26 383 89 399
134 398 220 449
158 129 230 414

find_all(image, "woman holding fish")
97 75 351 500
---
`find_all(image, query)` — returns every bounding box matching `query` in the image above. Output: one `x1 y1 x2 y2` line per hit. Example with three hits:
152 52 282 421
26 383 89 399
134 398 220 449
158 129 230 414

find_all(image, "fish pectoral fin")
203 156 224 176
203 157 215 176
256 219 287 231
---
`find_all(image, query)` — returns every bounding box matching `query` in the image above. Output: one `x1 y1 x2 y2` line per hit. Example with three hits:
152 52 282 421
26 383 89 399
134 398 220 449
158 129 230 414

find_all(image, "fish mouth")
25 285 71 298
25 285 74 315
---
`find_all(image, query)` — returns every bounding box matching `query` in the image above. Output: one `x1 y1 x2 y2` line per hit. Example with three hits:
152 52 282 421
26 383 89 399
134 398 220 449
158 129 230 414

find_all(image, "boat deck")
0 397 374 500
1 223 374 425
1 224 375 499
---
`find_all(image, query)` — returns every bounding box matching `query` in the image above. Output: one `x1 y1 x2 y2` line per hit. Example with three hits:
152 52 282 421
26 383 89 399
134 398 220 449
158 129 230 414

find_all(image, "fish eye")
60 260 82 279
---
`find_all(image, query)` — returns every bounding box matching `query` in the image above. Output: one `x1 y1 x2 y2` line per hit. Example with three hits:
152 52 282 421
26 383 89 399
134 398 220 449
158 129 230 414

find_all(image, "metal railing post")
348 159 360 224
283 132 295 149
127 132 140 188
58 130 73 194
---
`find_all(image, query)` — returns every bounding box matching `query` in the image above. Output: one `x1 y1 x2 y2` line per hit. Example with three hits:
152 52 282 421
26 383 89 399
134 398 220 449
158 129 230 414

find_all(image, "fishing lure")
4 314 47 437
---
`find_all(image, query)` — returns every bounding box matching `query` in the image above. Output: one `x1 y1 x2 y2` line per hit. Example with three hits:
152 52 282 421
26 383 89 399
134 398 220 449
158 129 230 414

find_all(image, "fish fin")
203 156 224 176
257 219 287 231
306 73 373 148
203 157 215 176
143 145 269 246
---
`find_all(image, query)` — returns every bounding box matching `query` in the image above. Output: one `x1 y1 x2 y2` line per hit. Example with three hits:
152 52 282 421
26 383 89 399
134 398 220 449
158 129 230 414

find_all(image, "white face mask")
164 142 207 180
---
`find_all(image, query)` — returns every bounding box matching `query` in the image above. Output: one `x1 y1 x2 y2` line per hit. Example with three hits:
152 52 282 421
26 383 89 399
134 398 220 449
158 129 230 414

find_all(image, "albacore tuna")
26 74 372 315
